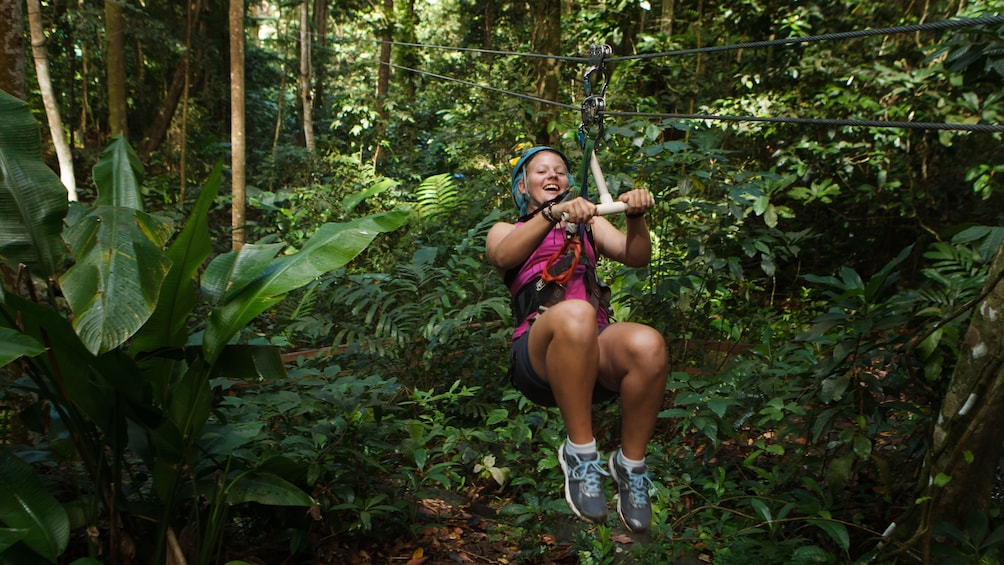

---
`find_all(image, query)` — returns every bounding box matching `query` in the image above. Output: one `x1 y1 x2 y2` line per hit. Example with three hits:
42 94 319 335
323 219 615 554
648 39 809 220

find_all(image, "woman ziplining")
485 46 670 534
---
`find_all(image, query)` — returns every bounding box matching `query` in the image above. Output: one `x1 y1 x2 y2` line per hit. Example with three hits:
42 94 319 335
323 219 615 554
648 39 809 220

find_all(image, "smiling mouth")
543 184 560 193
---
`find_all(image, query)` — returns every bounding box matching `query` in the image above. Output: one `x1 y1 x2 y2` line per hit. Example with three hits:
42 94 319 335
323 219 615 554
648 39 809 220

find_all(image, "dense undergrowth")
4 113 1004 563
201 190 1002 563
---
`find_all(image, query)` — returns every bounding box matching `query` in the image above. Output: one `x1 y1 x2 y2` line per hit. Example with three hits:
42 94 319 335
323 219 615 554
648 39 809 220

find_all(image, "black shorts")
508 328 618 408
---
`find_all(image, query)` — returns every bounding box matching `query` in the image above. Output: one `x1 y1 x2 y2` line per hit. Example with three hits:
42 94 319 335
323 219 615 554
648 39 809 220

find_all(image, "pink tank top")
509 223 609 339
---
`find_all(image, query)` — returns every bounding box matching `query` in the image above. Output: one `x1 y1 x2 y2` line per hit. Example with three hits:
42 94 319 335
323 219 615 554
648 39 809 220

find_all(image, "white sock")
618 449 645 469
566 437 598 457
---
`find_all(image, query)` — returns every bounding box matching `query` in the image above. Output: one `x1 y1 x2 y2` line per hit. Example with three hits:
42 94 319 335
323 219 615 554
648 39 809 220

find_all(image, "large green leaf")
92 135 144 210
0 449 69 563
132 162 222 353
0 328 46 367
0 90 69 278
0 528 28 553
342 178 397 213
225 472 315 507
201 211 409 364
60 205 174 355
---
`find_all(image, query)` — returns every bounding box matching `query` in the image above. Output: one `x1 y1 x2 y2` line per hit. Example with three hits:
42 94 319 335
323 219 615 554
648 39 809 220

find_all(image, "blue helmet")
510 146 574 216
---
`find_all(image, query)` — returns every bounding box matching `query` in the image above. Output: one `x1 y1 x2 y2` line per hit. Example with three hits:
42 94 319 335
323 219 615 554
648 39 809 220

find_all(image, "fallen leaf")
406 546 427 565
611 533 634 544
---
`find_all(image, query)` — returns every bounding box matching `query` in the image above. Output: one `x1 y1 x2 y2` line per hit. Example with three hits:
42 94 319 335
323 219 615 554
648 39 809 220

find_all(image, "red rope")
541 235 581 286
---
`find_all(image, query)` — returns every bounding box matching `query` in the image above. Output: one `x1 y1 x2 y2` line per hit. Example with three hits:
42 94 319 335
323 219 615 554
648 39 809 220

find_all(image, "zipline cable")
383 62 579 111
603 110 1004 133
385 60 1004 133
608 14 1004 61
329 36 587 63
313 15 1004 64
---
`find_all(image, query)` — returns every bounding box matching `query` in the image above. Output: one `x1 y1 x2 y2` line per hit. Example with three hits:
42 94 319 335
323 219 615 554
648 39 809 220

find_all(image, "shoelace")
624 469 654 506
570 457 610 496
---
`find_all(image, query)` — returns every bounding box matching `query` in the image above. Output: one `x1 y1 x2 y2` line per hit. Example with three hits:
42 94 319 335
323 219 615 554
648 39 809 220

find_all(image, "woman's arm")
593 215 651 267
594 189 654 267
487 196 605 271
486 214 553 271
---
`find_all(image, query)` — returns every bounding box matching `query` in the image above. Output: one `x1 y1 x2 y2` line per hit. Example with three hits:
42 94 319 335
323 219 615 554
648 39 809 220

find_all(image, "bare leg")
597 323 667 460
526 300 601 445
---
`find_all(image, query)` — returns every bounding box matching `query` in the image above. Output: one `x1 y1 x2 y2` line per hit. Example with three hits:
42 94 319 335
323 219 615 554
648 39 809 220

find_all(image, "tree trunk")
530 0 561 146
27 0 78 201
660 0 675 35
482 0 494 64
229 0 246 250
899 242 1004 559
371 0 392 168
105 0 128 138
179 0 196 205
299 0 314 152
137 60 187 158
0 0 26 99
311 0 327 120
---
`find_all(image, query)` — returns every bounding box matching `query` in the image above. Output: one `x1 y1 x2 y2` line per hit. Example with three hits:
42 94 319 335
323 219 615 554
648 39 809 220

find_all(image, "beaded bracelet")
541 203 559 223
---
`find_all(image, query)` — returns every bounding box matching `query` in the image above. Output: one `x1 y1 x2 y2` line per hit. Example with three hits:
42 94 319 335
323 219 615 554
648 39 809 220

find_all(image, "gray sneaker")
558 445 609 523
609 455 654 533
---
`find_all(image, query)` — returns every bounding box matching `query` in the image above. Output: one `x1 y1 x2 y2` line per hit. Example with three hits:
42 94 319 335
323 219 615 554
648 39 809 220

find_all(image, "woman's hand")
552 197 600 224
618 189 655 218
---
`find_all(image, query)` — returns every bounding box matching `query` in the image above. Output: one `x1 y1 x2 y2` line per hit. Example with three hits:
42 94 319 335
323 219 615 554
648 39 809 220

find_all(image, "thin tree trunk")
299 0 314 152
0 0 26 99
138 61 187 157
530 0 560 146
269 16 287 191
660 0 674 35
180 0 194 205
27 0 78 201
229 0 246 250
138 0 206 163
311 0 327 120
482 0 494 64
371 0 393 168
78 0 94 145
105 0 128 138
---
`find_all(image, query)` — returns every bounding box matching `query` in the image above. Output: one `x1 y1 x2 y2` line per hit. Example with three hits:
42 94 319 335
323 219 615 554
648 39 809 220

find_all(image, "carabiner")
580 44 612 144
582 44 612 98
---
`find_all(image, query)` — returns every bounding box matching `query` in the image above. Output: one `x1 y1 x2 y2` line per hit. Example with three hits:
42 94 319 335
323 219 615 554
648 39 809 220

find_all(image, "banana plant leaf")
60 206 174 355
0 328 46 367
201 210 410 364
131 161 222 354
59 135 172 355
0 448 69 563
0 90 69 278
92 135 143 210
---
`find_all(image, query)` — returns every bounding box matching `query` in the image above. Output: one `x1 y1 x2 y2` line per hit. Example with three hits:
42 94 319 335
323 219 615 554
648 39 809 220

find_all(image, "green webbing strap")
573 136 597 242
577 136 594 203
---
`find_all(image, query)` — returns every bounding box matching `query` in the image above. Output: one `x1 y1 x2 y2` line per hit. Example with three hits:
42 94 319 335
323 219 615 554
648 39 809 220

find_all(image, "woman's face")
520 151 569 207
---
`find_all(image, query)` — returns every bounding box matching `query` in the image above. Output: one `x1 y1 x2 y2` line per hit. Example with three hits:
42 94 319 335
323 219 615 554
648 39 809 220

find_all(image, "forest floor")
312 491 694 565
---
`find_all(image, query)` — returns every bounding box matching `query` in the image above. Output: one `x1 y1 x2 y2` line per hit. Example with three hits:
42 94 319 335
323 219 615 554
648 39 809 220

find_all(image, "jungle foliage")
2 0 1004 563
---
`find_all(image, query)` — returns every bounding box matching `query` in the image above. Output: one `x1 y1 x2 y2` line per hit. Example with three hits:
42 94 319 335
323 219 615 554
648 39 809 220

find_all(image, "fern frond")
414 174 459 222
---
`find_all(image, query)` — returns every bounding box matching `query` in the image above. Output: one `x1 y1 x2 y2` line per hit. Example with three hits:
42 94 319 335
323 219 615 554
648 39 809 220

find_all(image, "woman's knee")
622 327 668 380
543 300 598 337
